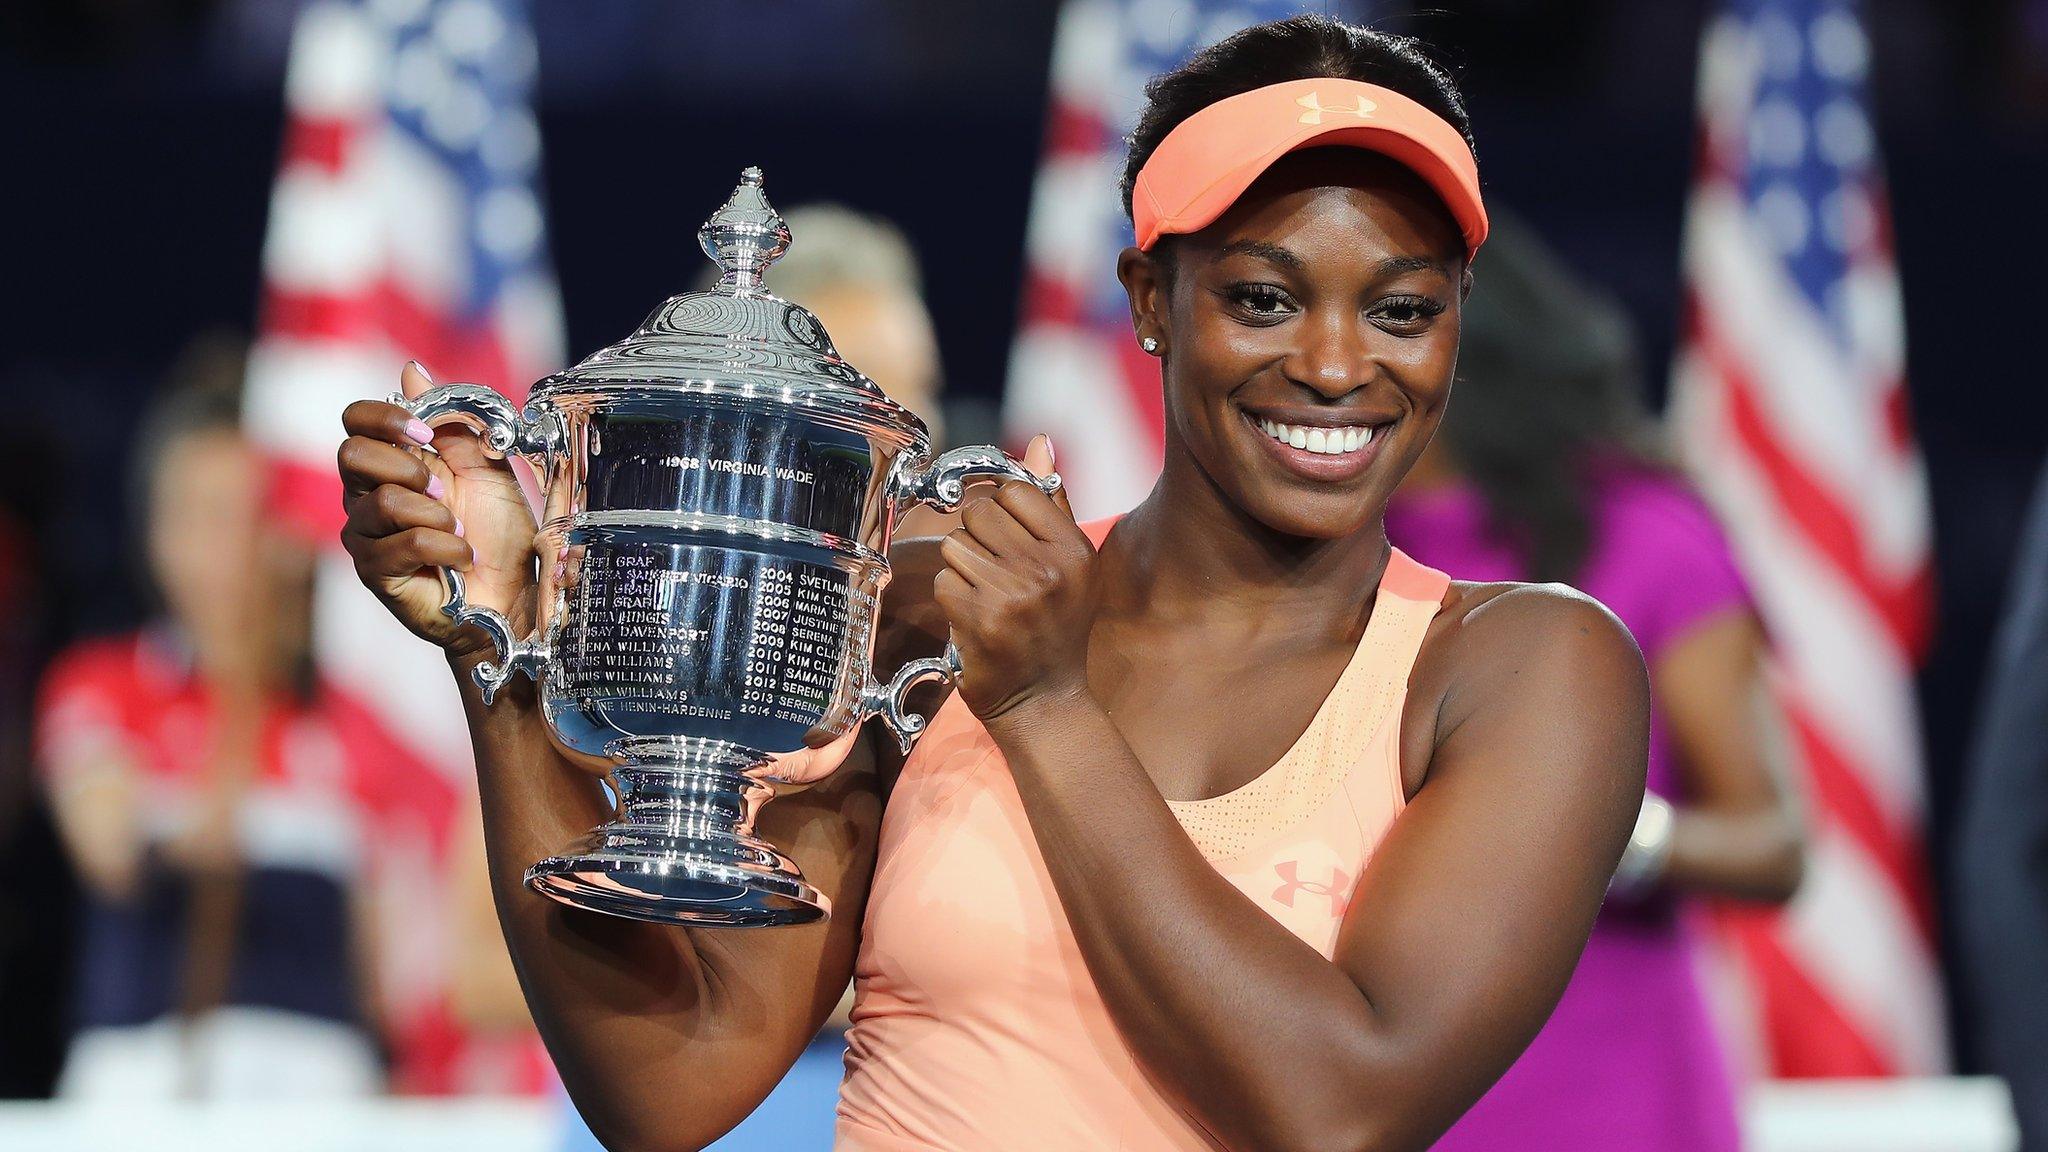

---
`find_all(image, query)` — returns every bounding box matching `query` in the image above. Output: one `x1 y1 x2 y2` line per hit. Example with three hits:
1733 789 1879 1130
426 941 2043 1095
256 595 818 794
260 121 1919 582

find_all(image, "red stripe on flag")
1021 270 1084 328
1880 382 1917 458
1042 101 1109 158
262 280 521 400
281 116 358 174
265 454 346 545
1688 299 1932 656
1717 906 1896 1077
1779 692 1938 944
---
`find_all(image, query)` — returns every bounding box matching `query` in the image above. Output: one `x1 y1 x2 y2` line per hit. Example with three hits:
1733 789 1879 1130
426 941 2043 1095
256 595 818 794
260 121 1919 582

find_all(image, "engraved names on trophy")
561 549 738 721
558 542 876 734
739 563 867 728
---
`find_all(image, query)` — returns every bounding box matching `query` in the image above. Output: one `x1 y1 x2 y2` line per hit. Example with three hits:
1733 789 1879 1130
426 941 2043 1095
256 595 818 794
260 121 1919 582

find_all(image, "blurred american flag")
1003 0 1354 519
242 0 562 775
238 0 561 1092
1670 0 1944 1076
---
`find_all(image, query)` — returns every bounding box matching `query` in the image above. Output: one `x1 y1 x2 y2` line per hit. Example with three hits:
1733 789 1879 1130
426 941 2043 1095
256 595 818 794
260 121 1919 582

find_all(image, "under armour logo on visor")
1272 860 1354 917
1295 92 1377 125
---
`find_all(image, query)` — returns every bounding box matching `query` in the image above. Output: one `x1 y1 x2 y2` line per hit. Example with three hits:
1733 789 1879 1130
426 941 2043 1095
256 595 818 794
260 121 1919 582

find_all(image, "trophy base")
523 755 829 928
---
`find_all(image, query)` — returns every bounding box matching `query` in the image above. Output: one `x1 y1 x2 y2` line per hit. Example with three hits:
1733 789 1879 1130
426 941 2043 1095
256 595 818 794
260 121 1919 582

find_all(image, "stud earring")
1140 336 1160 354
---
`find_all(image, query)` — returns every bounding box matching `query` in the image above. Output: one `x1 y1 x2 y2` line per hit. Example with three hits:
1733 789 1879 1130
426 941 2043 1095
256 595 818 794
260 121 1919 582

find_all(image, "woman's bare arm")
932 478 1645 1152
983 586 1644 1152
459 665 882 1152
339 373 885 1152
1653 611 1806 903
43 748 146 903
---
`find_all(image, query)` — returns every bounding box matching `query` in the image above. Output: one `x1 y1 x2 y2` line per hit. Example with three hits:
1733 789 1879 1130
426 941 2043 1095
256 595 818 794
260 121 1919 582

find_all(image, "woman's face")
148 429 263 627
1124 148 1466 540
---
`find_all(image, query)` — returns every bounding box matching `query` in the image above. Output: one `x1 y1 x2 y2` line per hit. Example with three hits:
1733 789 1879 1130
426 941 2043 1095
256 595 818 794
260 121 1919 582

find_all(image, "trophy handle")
394 382 554 459
392 384 553 705
864 643 962 753
890 445 1061 512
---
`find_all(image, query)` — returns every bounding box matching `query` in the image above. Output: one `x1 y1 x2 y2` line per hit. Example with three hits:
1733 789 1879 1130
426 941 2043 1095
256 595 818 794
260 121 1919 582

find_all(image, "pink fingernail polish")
453 518 465 538
405 419 435 446
425 474 445 500
407 359 433 384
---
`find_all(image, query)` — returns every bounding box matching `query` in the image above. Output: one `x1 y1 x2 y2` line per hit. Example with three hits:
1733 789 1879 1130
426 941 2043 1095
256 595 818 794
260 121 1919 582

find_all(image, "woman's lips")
1242 409 1389 482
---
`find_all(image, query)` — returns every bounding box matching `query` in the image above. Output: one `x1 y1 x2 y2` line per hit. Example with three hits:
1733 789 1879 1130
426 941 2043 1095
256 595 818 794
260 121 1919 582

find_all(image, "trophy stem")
524 742 828 927
615 764 765 839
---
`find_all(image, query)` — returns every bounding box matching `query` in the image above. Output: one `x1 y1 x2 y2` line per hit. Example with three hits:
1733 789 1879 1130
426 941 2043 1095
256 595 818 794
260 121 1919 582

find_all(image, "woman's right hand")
339 360 539 662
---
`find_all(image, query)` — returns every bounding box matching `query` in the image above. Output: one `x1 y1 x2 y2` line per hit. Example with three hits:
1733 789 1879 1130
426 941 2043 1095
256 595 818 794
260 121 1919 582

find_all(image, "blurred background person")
34 345 454 1099
769 204 947 447
1388 217 1806 1151
1953 454 2048 1151
711 202 960 541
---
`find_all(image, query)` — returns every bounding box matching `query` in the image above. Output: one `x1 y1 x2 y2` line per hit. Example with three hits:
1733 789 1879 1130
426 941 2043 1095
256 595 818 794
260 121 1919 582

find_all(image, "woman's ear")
1116 245 1169 355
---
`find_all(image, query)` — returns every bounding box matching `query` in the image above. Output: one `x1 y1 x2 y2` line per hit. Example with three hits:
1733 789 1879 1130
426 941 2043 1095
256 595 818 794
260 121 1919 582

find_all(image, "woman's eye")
1224 283 1296 317
1372 296 1446 331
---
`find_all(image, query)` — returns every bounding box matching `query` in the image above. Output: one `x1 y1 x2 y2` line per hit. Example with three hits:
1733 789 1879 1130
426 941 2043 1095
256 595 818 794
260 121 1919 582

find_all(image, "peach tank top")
836 525 1451 1152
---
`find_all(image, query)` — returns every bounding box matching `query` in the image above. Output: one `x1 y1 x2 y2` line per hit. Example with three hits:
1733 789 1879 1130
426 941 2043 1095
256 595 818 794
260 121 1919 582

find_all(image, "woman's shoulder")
1440 578 1637 646
1422 578 1644 695
40 629 158 703
1399 577 1648 795
35 631 161 777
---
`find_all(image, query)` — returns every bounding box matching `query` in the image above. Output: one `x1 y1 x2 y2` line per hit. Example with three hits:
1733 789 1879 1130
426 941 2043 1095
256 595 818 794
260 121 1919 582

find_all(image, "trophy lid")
531 168 925 446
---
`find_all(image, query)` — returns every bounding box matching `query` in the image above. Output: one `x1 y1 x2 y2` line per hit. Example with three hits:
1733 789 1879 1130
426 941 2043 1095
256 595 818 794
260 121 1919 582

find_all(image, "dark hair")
1439 213 1666 582
127 334 246 537
1120 15 1475 223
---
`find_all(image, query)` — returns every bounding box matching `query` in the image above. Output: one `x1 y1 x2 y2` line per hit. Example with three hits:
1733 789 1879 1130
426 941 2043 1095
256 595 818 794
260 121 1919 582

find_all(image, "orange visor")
1131 78 1487 260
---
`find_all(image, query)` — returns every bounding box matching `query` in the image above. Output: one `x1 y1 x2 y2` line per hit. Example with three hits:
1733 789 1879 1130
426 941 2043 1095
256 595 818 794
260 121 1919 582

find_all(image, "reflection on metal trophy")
398 168 1059 927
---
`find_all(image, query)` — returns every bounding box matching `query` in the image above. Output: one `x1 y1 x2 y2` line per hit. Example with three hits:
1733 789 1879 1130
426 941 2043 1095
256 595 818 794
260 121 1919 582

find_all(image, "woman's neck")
1101 442 1390 633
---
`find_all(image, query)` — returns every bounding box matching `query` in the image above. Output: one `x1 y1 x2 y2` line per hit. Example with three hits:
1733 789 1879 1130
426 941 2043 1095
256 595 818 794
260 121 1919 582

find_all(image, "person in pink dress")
1390 218 1806 1150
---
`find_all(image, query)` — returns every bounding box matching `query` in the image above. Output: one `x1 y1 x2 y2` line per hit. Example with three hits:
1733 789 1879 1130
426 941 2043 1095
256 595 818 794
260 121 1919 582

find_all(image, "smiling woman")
333 13 1647 1152
834 16 1645 1152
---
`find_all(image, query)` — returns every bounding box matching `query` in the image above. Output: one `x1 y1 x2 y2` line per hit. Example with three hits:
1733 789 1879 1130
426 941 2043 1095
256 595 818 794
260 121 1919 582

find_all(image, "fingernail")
405 419 435 446
406 359 433 384
552 560 567 583
1042 434 1056 470
425 474 445 500
453 517 465 538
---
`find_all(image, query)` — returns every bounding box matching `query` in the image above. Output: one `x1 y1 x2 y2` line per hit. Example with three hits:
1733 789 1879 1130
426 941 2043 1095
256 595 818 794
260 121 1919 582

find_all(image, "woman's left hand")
933 435 1097 724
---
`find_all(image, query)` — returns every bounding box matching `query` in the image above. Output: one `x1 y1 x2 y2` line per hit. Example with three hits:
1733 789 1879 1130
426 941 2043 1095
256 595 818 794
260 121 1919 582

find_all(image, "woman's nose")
1283 308 1372 399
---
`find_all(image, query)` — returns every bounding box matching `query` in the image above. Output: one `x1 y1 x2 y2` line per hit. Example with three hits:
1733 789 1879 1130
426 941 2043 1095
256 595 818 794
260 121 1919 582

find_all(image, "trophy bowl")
397 169 1058 927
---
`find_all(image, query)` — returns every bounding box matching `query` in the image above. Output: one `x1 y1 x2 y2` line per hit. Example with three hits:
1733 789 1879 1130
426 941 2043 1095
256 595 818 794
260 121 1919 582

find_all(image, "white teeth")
1257 417 1377 456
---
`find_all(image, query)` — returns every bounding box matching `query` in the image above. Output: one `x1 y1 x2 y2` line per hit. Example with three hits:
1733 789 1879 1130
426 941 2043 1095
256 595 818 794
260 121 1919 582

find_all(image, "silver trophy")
399 169 1058 927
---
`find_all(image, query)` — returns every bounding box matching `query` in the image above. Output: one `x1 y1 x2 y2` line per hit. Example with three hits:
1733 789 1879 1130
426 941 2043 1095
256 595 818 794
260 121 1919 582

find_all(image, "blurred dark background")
2 0 2043 1076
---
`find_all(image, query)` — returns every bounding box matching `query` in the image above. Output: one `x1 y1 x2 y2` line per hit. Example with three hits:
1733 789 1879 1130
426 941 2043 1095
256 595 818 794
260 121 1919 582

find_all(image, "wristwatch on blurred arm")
1607 792 1675 901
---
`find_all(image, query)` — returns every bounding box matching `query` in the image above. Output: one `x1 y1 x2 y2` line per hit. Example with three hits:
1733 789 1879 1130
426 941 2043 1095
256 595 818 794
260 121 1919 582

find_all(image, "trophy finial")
699 166 792 294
